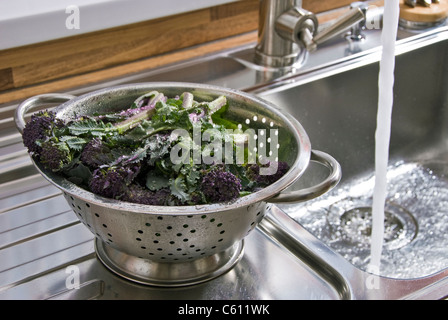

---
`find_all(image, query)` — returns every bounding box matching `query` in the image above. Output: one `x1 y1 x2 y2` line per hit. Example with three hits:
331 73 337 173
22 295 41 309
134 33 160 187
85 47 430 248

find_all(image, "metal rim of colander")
32 82 312 214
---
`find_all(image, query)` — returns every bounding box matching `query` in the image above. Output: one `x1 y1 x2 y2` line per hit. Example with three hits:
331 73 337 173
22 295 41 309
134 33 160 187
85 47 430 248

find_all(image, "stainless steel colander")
15 82 341 286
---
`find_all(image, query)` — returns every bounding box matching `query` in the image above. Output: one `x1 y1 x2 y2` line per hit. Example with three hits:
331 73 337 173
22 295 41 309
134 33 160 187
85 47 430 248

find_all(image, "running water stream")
369 0 400 274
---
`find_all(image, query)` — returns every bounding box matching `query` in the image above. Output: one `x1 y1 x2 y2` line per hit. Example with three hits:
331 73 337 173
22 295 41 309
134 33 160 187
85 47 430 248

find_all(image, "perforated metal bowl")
15 82 341 286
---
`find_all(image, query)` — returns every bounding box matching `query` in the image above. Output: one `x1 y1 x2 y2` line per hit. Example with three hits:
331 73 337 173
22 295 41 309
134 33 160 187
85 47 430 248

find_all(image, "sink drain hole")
333 199 418 250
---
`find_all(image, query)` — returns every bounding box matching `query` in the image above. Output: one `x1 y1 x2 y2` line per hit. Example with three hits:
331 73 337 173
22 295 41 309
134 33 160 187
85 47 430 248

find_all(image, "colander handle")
15 93 76 134
267 150 342 203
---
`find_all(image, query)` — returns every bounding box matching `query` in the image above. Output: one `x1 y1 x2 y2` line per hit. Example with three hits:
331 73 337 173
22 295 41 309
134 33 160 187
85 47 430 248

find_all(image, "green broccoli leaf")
65 162 92 186
59 136 88 151
180 165 201 190
145 133 172 166
145 170 170 191
109 146 148 167
68 118 116 137
150 101 192 133
169 175 190 203
116 124 150 145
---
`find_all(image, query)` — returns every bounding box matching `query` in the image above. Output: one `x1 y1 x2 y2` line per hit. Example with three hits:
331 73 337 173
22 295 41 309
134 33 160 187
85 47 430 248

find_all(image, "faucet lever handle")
275 5 367 52
311 6 366 50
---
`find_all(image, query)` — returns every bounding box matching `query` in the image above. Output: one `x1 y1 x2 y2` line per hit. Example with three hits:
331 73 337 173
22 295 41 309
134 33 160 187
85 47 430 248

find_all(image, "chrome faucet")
255 0 367 68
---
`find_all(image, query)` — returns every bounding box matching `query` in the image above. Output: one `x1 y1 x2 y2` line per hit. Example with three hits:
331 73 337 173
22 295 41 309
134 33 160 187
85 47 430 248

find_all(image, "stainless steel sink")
1 9 448 299
257 25 448 299
259 26 448 280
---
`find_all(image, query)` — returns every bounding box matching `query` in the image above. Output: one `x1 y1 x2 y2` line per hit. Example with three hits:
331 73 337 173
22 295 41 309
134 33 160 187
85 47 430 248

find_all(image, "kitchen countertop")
0 0 237 50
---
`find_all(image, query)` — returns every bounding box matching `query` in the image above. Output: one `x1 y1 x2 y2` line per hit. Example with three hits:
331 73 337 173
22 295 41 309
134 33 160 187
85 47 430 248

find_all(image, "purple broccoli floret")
22 110 62 157
80 138 114 168
189 191 206 205
122 184 171 205
89 165 141 199
247 161 290 188
39 140 72 172
200 167 242 203
21 109 73 172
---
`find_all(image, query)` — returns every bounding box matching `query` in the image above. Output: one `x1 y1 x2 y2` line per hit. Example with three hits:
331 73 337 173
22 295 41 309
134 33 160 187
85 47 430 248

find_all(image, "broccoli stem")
145 126 177 137
131 91 161 109
208 96 227 115
114 108 156 134
112 91 165 134
182 92 194 109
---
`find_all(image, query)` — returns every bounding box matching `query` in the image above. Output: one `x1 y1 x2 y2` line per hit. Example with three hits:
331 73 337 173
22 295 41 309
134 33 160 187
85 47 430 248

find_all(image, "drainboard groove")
0 191 62 214
0 149 27 165
0 234 89 275
0 208 75 235
0 130 21 148
0 220 81 251
0 222 95 290
0 242 95 295
0 173 53 200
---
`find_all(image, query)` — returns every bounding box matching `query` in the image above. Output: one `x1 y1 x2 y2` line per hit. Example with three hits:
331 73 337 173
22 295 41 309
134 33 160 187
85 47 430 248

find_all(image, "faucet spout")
255 0 367 68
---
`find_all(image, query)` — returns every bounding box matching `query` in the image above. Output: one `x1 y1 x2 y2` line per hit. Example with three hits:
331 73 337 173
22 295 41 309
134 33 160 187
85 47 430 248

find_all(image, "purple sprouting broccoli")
200 166 242 203
122 184 171 206
22 110 63 157
38 140 73 172
188 191 206 205
21 109 75 172
246 161 290 189
80 138 114 168
89 165 141 199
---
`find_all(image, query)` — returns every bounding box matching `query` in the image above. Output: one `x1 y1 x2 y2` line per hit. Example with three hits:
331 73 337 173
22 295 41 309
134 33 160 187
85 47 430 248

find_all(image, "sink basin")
258 25 448 280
